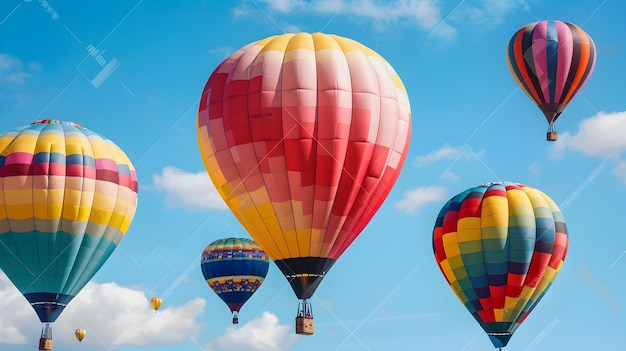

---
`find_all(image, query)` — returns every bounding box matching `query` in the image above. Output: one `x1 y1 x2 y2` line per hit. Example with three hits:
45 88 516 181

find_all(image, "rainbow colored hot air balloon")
432 182 568 349
196 32 411 334
506 20 596 141
201 237 269 324
0 119 138 351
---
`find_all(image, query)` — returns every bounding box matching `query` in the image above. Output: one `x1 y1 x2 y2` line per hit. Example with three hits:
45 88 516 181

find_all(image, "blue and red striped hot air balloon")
0 120 138 351
201 237 269 324
432 182 568 349
506 20 596 141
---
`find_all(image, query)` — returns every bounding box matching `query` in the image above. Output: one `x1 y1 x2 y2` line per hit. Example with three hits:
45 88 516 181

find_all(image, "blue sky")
0 0 625 350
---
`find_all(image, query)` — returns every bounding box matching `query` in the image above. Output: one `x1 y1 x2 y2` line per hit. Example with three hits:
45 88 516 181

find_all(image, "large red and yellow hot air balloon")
432 182 568 349
0 119 138 350
506 20 596 141
196 32 411 334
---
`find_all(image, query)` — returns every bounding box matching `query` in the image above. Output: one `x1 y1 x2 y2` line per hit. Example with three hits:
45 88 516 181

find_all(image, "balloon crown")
31 119 86 130
479 181 521 187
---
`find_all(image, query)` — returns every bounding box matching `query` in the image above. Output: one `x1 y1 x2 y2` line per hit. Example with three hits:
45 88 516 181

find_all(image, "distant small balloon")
150 297 162 312
506 20 596 141
75 328 86 342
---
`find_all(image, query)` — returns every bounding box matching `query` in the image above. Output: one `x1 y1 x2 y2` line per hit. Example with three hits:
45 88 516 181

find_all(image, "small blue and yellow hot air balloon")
200 237 269 324
0 119 138 350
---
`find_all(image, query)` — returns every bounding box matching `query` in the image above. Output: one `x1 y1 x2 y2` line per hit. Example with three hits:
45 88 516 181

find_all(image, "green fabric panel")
459 240 482 254
0 231 117 296
460 251 484 266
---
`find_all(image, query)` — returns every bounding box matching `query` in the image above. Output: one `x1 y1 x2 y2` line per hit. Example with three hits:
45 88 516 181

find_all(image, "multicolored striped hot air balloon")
196 32 411 334
506 20 596 141
200 237 269 324
0 119 138 351
432 182 568 350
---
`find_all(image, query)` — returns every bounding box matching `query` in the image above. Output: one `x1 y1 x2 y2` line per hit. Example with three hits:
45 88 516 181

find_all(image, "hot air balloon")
196 32 411 334
201 237 269 324
0 119 138 351
506 20 596 141
74 328 86 342
150 297 162 312
432 182 568 349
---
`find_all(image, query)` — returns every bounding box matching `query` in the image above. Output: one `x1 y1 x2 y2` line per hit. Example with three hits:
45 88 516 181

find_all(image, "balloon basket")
295 316 314 335
232 316 239 324
295 300 314 335
39 337 53 351
546 131 558 141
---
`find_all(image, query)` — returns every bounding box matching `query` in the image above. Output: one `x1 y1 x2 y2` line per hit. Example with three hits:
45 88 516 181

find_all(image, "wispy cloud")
395 185 447 215
0 53 39 86
415 143 464 166
414 143 485 167
204 311 297 351
152 166 228 211
0 272 205 349
233 0 529 41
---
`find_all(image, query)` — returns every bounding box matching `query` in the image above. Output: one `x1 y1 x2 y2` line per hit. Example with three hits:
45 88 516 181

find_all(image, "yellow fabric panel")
504 296 520 316
311 33 339 51
282 228 300 257
0 133 17 153
3 188 33 205
309 229 323 257
284 33 314 62
258 33 294 55
458 220 482 242
255 35 280 47
494 308 504 322
296 229 312 257
4 203 34 220
329 34 380 59
518 285 535 301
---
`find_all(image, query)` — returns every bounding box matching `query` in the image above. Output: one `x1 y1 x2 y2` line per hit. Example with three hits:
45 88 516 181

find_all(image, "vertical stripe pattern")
506 20 596 124
432 182 568 348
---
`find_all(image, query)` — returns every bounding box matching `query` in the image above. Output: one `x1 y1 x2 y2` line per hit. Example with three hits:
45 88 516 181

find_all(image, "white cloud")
0 272 205 350
550 111 626 184
441 171 460 180
415 144 465 166
152 166 228 211
0 54 22 72
233 0 528 41
394 186 447 215
236 0 455 39
528 161 539 176
0 273 31 344
0 54 37 86
453 0 524 28
551 111 626 159
209 46 235 60
204 311 297 351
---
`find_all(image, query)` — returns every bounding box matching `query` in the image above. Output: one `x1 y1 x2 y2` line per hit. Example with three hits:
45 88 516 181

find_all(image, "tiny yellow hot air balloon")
74 328 86 342
150 297 162 312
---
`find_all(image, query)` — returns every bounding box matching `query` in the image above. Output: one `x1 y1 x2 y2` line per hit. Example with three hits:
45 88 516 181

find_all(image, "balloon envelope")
506 20 596 135
0 119 138 323
432 182 568 348
75 328 86 342
201 237 269 315
197 32 411 300
150 297 162 311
